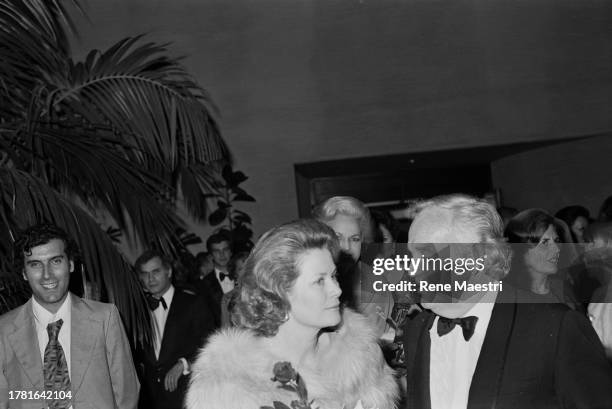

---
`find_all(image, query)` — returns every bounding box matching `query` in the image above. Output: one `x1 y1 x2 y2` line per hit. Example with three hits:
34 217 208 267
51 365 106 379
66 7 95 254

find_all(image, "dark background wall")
71 0 612 244
493 134 612 215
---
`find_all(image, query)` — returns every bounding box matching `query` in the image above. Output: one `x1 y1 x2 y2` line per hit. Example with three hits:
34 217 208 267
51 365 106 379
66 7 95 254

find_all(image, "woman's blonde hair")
312 196 372 240
232 219 339 336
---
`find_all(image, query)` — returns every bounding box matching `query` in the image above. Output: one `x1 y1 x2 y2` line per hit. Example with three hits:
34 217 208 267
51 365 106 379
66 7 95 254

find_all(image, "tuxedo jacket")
0 295 139 409
136 289 215 409
402 286 612 409
193 273 224 328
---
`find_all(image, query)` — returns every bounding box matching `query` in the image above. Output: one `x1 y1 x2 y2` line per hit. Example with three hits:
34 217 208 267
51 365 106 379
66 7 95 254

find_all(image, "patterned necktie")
437 315 479 341
43 319 71 409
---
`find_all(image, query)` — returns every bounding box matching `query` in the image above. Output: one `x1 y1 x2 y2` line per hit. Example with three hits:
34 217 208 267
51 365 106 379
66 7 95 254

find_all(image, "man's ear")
69 260 75 273
22 270 27 281
168 267 173 278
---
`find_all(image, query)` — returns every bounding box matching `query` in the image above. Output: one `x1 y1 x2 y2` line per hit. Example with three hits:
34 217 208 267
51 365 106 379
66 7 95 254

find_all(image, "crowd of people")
1 193 612 409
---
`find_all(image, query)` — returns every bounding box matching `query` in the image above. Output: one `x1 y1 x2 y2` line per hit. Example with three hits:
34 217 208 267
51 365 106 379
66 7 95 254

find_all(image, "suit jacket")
0 295 139 409
136 289 215 409
402 285 612 409
193 273 224 328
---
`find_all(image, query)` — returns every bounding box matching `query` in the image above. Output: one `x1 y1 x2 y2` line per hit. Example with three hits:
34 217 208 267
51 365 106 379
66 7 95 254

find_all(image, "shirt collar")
32 292 71 326
160 285 175 308
214 267 228 279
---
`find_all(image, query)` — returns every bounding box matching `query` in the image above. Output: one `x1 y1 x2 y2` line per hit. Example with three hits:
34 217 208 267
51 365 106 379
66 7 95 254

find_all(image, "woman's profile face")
571 216 589 243
286 248 342 330
326 214 362 261
524 224 560 276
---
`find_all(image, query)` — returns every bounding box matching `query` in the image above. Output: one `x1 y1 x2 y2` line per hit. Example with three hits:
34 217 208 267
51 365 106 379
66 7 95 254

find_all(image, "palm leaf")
0 0 230 347
0 167 152 348
0 275 30 314
0 0 82 104
9 123 185 254
47 36 229 168
179 161 224 222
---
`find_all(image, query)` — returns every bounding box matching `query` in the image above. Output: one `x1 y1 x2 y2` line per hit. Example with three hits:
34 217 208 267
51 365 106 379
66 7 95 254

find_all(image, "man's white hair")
413 194 510 279
414 194 505 243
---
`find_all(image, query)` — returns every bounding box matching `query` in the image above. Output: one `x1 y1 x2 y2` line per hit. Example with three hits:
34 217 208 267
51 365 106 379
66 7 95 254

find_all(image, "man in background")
196 232 234 327
135 250 215 409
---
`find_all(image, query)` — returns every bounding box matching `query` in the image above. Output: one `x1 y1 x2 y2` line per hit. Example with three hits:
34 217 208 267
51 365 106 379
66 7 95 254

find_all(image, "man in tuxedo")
0 223 139 409
402 194 612 409
196 232 234 327
134 250 215 409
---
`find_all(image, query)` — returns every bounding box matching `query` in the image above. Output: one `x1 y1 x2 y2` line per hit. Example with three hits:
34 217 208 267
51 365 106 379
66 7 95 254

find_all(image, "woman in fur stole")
186 219 398 409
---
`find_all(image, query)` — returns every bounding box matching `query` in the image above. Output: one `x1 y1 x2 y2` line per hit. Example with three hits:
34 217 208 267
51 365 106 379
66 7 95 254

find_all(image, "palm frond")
38 125 182 251
47 36 229 168
0 275 30 315
2 122 187 255
0 0 231 349
0 167 152 347
0 0 82 102
179 161 224 222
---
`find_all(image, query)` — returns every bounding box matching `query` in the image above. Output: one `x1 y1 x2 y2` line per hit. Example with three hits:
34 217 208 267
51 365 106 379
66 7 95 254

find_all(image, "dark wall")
72 0 612 238
492 134 612 216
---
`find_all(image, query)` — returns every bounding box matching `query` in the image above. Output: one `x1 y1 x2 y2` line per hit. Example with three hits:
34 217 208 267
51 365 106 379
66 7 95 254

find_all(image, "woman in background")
186 219 398 409
505 208 580 310
555 205 590 243
313 196 394 338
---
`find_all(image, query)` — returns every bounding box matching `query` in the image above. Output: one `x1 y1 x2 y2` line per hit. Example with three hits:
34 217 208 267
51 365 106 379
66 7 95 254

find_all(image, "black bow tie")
437 315 478 341
219 272 233 282
146 294 167 311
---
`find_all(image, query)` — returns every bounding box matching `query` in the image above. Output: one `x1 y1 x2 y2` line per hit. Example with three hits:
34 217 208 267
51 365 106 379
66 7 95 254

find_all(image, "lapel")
404 310 435 409
467 287 518 409
70 296 100 394
206 272 223 298
158 290 184 364
8 300 44 388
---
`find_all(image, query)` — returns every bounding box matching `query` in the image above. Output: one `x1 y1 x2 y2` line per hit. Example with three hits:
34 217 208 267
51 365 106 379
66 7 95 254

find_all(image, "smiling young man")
0 223 139 409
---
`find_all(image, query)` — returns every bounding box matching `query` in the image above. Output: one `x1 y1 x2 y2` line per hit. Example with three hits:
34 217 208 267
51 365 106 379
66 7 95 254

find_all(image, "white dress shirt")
153 285 175 359
32 293 72 379
429 291 498 409
214 267 235 294
151 286 190 374
32 294 73 409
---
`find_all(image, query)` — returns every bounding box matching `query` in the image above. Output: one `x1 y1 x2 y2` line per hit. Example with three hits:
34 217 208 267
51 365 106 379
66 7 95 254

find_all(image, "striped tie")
43 319 71 409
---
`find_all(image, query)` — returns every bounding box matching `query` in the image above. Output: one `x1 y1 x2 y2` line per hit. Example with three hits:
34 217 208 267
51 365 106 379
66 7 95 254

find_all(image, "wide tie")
437 315 479 341
43 319 71 409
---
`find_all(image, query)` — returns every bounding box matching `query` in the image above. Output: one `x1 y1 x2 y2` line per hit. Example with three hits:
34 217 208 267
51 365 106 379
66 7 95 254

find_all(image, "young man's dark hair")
3 222 140 407
134 249 172 273
205 231 232 252
13 223 79 272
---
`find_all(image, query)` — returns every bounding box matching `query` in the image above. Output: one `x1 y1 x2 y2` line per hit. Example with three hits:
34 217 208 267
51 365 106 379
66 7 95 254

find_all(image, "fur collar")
186 309 398 409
